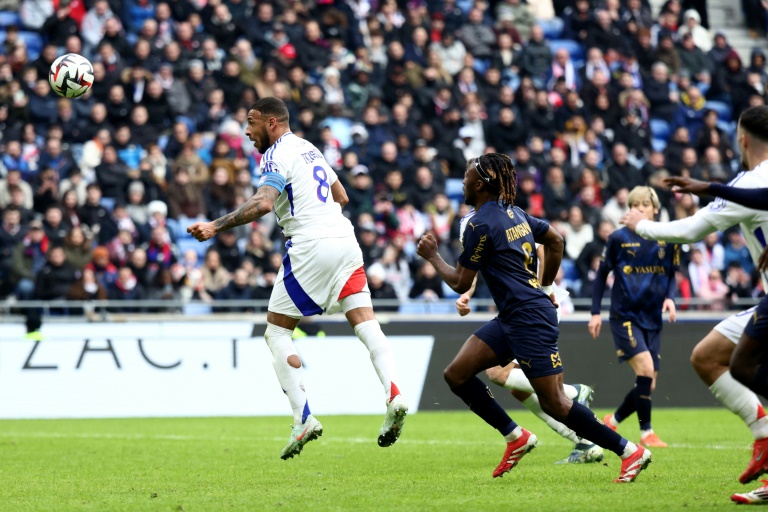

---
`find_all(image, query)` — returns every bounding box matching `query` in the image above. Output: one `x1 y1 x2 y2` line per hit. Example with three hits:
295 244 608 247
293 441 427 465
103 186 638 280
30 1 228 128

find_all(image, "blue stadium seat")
539 18 564 40
165 217 183 240
650 118 671 141
177 216 206 239
183 303 212 315
560 258 579 282
446 178 464 203
0 11 20 27
548 39 584 67
18 31 42 60
651 138 668 152
100 197 116 212
397 301 455 314
705 101 732 123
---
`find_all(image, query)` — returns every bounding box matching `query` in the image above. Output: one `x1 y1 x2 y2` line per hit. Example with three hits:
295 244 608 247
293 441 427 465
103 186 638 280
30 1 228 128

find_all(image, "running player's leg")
343 296 408 447
603 319 644 430
529 372 651 483
487 361 586 400
444 328 538 478
487 363 589 452
265 310 323 460
692 309 768 483
487 363 604 464
692 318 768 441
729 299 768 483
626 350 666 447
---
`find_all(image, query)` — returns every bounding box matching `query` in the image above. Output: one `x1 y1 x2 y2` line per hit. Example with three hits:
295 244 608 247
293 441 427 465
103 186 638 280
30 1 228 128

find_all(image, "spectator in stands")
63 225 91 270
215 267 254 312
66 266 108 303
673 85 707 138
143 224 177 272
605 143 643 196
34 244 79 301
724 230 755 274
725 262 754 305
43 205 67 244
696 232 726 271
0 169 33 210
678 9 712 52
108 266 145 311
601 187 630 228
678 32 710 83
86 245 117 288
201 248 229 298
496 0 535 41
11 218 48 300
520 25 552 88
0 207 24 296
577 220 614 279
561 205 594 261
708 50 746 104
645 62 679 122
697 269 730 310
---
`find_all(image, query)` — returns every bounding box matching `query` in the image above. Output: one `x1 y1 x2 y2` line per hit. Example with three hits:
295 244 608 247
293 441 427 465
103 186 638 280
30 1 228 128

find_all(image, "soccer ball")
48 53 94 99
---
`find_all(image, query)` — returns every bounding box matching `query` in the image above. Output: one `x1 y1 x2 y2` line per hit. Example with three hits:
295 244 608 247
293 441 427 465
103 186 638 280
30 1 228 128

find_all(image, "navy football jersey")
599 227 679 330
458 203 554 320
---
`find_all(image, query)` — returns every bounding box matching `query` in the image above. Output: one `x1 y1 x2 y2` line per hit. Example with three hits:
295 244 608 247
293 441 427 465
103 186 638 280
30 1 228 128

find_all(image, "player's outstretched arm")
666 176 768 211
417 233 477 294
331 180 349 207
621 207 716 243
188 186 280 242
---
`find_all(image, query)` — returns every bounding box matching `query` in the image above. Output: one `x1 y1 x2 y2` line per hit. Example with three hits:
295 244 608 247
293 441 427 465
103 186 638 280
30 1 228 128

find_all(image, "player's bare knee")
485 366 507 386
443 366 460 388
538 393 569 420
286 354 301 369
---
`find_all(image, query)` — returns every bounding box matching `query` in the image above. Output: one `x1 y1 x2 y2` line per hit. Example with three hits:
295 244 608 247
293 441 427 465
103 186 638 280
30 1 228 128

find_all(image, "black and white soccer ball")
48 53 94 99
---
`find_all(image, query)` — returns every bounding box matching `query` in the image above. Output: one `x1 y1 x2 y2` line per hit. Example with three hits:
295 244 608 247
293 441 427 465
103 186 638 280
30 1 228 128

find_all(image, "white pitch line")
0 431 752 450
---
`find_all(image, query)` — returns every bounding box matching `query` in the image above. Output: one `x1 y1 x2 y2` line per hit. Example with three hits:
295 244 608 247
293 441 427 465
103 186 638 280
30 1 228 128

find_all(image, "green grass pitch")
0 409 756 511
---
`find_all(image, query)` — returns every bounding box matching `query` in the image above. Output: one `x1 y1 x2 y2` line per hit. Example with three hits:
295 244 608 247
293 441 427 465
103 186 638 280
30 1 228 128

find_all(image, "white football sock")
710 371 768 440
265 323 308 425
504 425 523 442
504 367 579 399
522 394 580 444
354 320 400 400
621 441 639 459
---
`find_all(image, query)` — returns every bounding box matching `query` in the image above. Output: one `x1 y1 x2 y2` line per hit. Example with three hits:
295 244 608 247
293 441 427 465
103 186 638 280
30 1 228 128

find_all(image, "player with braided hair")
417 153 652 482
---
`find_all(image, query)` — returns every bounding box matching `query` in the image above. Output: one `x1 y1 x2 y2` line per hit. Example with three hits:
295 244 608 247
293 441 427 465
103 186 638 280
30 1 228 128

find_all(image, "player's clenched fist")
416 233 438 261
187 221 217 242
663 176 710 196
455 293 471 316
620 209 645 232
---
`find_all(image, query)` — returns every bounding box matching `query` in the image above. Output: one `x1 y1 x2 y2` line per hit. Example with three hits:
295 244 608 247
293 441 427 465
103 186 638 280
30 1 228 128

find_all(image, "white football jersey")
259 132 355 241
637 159 768 290
701 161 768 289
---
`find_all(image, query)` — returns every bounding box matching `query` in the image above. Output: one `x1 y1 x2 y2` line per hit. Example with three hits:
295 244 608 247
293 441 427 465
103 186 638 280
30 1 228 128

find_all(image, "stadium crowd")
0 0 765 313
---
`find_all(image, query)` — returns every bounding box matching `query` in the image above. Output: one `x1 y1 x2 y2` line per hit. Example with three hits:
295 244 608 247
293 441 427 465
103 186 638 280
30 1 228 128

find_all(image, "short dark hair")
739 105 768 142
250 97 289 123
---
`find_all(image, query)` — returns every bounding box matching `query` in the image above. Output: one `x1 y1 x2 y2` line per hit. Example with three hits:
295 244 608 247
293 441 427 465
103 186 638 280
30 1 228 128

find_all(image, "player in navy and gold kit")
589 186 679 448
417 153 651 483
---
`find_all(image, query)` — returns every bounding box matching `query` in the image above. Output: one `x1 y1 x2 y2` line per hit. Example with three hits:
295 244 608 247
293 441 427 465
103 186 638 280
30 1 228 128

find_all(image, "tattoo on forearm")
213 186 279 232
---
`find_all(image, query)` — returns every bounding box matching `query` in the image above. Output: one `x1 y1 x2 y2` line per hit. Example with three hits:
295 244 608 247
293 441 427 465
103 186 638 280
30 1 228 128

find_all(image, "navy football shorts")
609 318 661 370
473 307 562 379
744 295 768 341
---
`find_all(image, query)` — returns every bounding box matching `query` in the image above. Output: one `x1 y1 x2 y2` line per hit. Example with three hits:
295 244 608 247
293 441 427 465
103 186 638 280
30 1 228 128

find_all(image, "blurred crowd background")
0 0 765 314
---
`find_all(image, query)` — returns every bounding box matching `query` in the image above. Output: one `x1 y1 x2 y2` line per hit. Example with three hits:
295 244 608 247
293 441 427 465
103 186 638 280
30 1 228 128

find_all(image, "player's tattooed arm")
213 185 280 232
187 186 279 242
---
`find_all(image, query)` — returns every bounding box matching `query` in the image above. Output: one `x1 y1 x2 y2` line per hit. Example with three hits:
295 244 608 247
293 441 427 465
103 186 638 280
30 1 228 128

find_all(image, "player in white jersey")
188 97 407 459
621 105 768 485
456 208 603 464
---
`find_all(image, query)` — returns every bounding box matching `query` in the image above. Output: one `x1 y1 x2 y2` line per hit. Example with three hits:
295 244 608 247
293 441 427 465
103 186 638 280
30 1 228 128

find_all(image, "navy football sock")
565 401 626 456
451 376 518 436
751 364 768 399
614 388 636 423
634 376 654 431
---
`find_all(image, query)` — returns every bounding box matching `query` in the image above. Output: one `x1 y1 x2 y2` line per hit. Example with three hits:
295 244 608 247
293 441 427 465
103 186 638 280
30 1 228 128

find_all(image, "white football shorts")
269 235 371 318
714 306 757 344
